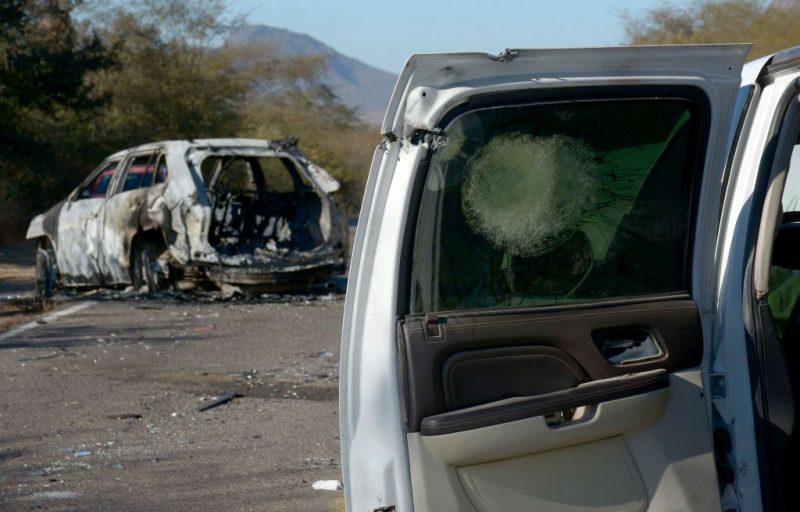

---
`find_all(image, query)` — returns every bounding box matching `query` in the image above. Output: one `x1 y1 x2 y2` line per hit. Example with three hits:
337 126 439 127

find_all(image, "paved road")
0 296 345 512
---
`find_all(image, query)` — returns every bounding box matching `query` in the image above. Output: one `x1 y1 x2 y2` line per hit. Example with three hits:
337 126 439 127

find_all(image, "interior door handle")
593 327 663 365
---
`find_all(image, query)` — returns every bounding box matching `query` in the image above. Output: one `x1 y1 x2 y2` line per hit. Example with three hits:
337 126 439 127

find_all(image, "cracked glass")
409 98 701 312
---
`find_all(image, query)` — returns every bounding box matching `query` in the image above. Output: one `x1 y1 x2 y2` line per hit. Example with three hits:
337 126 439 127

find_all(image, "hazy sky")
232 0 692 73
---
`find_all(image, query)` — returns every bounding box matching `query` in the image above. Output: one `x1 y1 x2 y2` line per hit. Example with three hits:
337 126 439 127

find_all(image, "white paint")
0 301 95 343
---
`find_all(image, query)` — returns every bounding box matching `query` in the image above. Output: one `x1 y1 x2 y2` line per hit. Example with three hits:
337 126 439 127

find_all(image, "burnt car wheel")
130 238 170 293
35 244 57 299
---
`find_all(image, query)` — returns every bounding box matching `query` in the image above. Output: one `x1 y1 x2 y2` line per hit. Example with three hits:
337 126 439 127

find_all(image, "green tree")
0 0 376 242
623 0 800 58
0 0 112 241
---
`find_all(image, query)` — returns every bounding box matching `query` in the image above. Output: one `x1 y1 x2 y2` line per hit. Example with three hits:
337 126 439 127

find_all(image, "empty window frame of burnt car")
191 145 348 288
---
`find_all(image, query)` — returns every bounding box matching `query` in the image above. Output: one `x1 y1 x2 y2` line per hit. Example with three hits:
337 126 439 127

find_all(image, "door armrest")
420 369 669 436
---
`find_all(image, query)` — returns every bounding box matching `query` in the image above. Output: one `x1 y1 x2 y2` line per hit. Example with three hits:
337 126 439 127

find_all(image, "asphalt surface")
0 295 345 511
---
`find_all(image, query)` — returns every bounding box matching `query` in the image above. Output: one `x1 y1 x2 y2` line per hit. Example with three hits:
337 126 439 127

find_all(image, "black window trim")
113 149 161 195
74 159 121 201
203 153 309 194
259 155 308 194
152 153 170 186
397 85 713 318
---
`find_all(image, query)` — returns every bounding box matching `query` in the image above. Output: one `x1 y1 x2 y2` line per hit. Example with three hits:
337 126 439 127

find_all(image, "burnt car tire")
35 245 57 299
130 238 170 293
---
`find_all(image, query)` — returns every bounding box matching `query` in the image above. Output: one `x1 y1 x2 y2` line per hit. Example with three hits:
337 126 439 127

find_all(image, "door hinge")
709 373 727 400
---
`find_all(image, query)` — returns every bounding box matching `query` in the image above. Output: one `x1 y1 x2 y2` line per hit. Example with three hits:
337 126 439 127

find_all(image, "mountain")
227 25 397 125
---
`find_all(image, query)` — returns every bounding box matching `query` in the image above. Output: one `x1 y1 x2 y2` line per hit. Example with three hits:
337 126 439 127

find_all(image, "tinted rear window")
409 98 701 313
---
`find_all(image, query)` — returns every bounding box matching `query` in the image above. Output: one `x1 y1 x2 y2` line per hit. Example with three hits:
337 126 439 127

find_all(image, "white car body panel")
712 54 800 511
25 213 45 240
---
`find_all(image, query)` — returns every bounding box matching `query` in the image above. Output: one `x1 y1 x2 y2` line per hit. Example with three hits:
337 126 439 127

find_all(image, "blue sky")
232 0 692 73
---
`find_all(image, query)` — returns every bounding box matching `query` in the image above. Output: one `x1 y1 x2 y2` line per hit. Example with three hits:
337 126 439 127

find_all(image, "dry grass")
330 495 346 512
0 240 41 331
0 297 47 331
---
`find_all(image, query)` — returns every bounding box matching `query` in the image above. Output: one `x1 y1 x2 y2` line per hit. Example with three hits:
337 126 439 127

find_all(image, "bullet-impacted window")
410 98 702 312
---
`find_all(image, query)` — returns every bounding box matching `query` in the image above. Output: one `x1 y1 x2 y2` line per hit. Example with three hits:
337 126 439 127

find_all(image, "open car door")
341 45 750 512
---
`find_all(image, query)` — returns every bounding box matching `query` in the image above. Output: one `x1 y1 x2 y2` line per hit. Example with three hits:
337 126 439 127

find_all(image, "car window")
154 155 168 184
200 157 218 186
409 98 702 313
768 136 800 336
784 145 800 214
259 157 299 193
122 153 157 192
214 158 257 193
78 161 118 199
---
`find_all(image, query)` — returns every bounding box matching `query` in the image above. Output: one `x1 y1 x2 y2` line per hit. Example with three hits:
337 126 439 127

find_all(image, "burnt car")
26 139 348 297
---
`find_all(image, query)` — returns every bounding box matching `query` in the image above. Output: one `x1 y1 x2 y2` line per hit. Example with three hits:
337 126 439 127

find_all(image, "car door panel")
408 370 716 512
441 345 588 412
100 152 164 284
56 198 105 285
399 298 702 432
398 299 715 510
101 186 153 283
457 436 647 512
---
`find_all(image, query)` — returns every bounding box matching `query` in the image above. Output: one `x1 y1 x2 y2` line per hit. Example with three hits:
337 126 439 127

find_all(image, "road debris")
41 460 91 475
31 490 79 499
107 413 143 420
311 479 343 491
197 392 241 412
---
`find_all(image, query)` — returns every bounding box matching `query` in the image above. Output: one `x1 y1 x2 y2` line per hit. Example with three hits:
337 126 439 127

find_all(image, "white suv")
340 45 800 511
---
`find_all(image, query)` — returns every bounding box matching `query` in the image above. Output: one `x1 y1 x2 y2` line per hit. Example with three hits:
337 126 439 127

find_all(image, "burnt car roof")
106 138 302 160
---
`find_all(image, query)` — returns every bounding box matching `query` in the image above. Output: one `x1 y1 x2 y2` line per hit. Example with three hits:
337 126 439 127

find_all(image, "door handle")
593 327 663 365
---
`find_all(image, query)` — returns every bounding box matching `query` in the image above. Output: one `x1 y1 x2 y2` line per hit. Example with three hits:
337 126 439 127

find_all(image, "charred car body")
26 139 348 296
